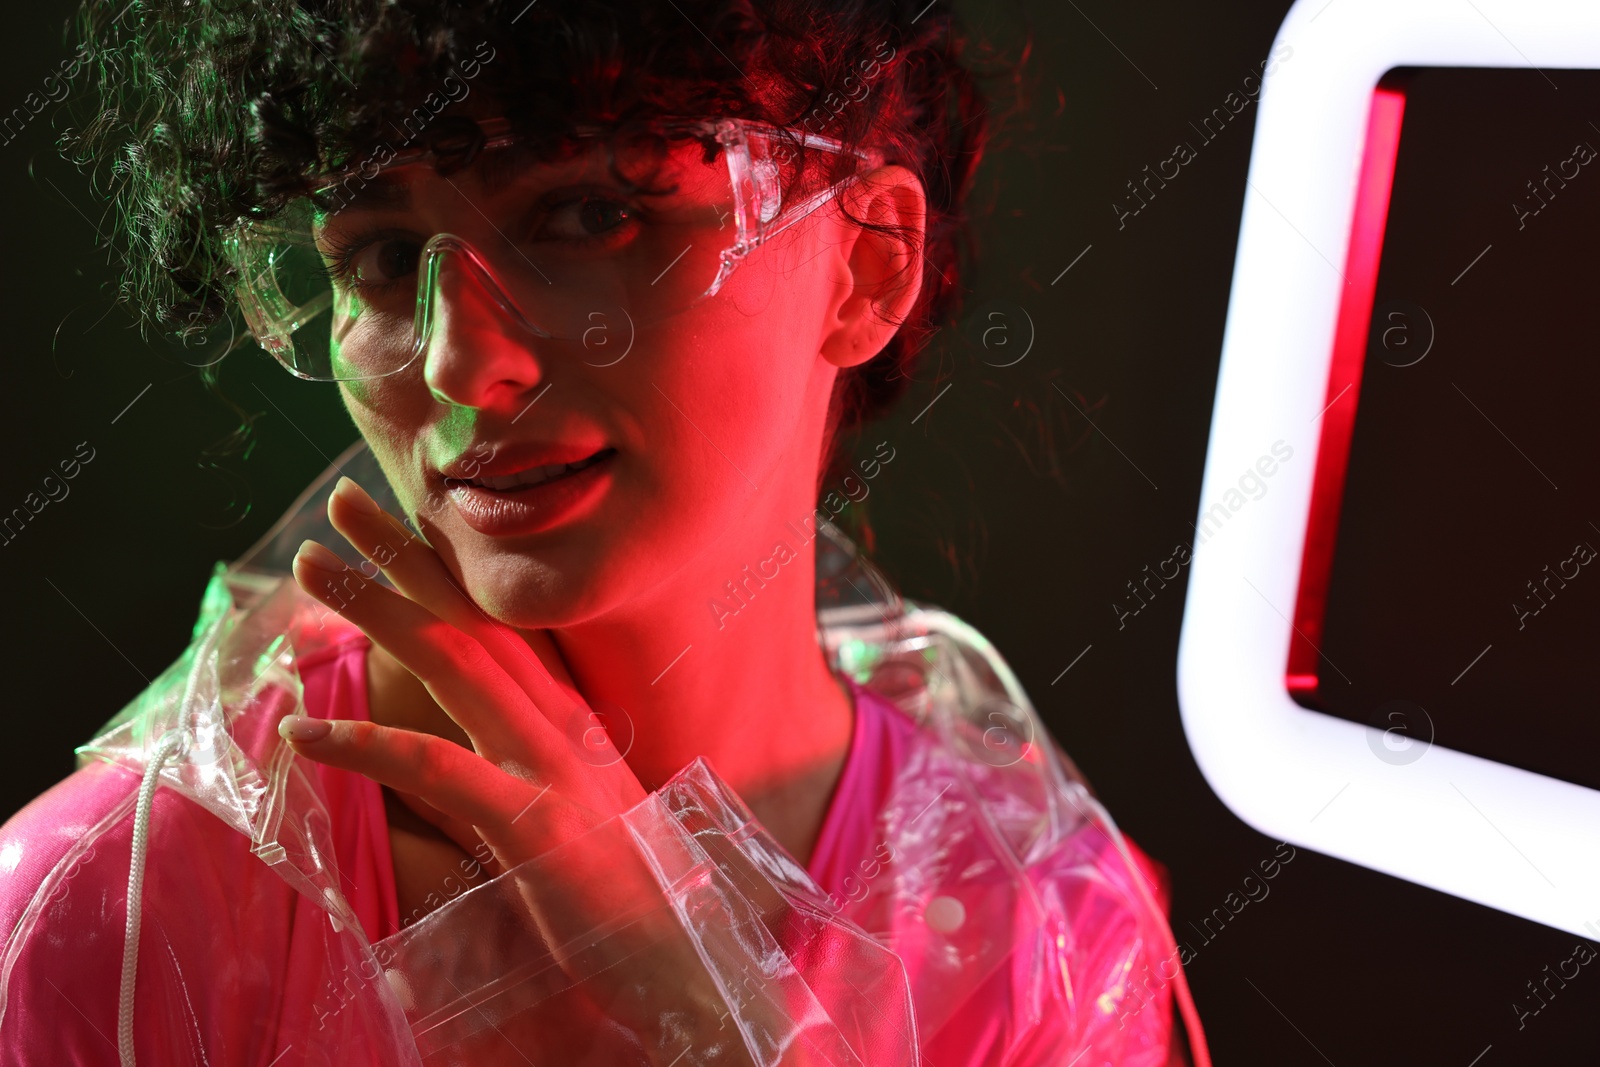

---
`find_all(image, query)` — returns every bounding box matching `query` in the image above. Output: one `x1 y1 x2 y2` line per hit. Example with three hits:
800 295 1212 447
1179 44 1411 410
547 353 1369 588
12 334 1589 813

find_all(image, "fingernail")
279 715 333 743
334 476 383 516
296 540 347 574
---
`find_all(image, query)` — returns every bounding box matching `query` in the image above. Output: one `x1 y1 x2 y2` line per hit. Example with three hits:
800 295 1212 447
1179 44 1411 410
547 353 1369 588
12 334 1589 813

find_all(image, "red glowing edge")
1286 76 1409 708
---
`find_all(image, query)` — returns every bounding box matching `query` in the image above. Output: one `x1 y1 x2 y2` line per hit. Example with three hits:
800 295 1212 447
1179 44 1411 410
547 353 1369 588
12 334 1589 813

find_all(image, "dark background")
4 1 1596 1062
1312 67 1600 794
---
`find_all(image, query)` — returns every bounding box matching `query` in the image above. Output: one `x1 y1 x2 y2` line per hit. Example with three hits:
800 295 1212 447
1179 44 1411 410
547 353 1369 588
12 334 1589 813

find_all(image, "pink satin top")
294 630 933 945
0 627 1175 1064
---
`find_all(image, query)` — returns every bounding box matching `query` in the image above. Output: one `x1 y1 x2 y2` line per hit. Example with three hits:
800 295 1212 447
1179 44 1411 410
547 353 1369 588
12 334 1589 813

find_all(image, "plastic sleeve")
376 758 920 1066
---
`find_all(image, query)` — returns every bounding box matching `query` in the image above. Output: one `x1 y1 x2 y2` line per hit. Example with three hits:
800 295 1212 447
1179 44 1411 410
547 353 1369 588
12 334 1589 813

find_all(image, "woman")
0 1 1207 1063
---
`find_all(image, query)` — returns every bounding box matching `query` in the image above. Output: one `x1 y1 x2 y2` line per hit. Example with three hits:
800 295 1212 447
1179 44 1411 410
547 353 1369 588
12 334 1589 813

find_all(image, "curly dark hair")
65 0 1024 499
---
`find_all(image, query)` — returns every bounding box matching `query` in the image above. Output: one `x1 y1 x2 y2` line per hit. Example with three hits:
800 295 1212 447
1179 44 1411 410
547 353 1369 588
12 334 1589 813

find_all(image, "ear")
818 165 928 370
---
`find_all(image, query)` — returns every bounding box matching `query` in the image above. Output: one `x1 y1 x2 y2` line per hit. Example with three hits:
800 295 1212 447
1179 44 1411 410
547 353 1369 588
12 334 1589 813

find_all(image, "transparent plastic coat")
0 442 1203 1065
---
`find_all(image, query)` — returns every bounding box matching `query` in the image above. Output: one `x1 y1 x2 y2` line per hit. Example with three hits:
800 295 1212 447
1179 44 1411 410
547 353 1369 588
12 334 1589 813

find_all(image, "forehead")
317 133 721 216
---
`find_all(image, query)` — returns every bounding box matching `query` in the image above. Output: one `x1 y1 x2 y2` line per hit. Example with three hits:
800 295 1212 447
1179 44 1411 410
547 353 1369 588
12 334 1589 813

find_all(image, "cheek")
553 262 825 609
635 282 821 496
659 235 828 456
338 377 432 513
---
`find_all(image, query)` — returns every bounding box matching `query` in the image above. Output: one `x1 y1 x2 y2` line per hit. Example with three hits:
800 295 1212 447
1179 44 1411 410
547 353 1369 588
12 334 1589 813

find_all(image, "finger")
326 477 579 712
393 790 506 880
325 476 474 627
292 539 563 766
279 714 538 829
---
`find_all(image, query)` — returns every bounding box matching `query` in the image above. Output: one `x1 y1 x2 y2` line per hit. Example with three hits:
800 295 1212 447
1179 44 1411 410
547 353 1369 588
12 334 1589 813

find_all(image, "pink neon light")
1287 81 1408 706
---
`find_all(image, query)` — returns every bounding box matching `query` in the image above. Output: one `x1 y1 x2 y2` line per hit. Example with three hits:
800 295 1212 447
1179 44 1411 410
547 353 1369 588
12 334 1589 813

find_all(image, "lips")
438 441 614 483
439 446 619 537
462 448 617 491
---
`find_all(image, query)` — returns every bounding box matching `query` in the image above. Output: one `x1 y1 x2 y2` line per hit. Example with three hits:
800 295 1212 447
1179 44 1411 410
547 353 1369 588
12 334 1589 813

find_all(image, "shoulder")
0 606 371 935
0 759 140 943
0 760 145 1057
833 598 1177 920
822 599 1186 1059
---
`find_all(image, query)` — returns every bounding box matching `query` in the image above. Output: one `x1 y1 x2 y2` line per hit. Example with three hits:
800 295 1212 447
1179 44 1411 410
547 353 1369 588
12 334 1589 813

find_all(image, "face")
319 133 889 630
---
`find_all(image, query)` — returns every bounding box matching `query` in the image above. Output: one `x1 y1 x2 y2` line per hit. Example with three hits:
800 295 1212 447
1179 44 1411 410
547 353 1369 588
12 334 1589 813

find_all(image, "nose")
416 235 548 409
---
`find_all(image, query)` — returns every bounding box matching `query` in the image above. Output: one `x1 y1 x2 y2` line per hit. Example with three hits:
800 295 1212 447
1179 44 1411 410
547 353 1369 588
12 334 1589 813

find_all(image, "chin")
421 482 698 632
448 540 609 631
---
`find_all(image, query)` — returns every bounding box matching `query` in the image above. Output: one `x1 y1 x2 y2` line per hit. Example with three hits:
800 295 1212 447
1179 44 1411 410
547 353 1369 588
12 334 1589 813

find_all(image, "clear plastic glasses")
227 116 883 381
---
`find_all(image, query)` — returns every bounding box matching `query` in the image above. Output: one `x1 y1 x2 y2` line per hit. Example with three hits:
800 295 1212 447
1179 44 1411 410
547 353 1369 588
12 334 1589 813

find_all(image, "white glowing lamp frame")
1177 0 1600 937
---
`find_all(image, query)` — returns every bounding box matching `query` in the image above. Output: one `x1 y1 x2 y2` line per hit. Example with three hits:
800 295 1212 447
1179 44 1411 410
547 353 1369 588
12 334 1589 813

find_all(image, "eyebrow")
324 172 410 212
319 141 614 215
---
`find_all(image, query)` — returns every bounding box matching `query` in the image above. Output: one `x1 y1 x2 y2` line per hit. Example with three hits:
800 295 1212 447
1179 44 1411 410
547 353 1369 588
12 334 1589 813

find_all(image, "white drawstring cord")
119 730 186 1067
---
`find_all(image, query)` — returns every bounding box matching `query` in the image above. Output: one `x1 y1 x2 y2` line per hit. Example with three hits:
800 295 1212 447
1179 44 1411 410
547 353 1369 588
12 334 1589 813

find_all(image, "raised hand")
280 475 649 876
282 480 806 1065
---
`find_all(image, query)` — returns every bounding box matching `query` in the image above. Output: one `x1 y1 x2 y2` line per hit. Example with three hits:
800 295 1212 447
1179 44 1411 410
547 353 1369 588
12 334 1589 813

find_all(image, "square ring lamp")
1177 0 1600 937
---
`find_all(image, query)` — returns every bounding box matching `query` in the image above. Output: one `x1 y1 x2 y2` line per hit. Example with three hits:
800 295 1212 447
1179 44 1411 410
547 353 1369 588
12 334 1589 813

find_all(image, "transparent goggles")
227 116 883 382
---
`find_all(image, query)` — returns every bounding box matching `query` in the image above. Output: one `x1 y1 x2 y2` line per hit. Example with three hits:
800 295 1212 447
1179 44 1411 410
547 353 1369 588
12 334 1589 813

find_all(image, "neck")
549 496 855 807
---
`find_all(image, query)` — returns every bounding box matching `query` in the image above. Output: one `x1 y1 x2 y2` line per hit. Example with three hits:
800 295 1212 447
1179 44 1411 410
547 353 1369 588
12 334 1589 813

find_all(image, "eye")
539 194 642 246
348 237 422 286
